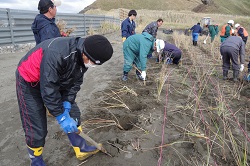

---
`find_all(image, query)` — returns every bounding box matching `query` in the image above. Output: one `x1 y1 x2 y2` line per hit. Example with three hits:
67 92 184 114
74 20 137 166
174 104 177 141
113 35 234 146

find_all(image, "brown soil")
0 31 250 166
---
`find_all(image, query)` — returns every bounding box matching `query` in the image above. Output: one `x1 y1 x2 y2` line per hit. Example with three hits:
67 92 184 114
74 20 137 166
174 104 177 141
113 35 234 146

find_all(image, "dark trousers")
243 36 248 44
220 46 240 71
16 71 80 148
171 51 182 64
157 51 182 64
242 37 250 72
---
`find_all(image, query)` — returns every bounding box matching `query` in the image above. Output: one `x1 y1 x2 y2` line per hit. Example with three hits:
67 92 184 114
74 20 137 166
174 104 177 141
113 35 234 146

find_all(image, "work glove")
244 73 250 81
56 110 78 133
122 37 126 42
240 64 244 72
141 71 146 80
63 101 71 113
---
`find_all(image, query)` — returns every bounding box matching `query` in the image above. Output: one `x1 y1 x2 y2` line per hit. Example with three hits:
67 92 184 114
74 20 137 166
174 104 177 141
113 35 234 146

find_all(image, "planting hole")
118 115 137 130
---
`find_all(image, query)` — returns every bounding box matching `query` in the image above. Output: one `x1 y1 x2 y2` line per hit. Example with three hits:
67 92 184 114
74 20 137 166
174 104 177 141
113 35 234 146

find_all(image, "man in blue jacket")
122 32 165 81
190 23 202 46
31 0 61 45
16 35 113 166
156 40 182 65
121 10 137 42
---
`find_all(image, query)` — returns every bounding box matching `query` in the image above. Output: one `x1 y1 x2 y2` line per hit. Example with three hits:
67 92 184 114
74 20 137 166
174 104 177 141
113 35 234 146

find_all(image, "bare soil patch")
0 31 249 166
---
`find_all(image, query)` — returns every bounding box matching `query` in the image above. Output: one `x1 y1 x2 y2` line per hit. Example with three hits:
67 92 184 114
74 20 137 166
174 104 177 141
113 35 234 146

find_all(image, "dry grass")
86 8 250 31
84 8 250 165
99 86 138 110
82 0 250 15
168 31 250 165
56 19 75 36
87 21 120 35
98 21 120 34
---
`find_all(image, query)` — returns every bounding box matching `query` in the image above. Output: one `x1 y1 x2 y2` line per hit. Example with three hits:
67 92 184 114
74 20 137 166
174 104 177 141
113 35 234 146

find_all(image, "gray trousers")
220 46 240 71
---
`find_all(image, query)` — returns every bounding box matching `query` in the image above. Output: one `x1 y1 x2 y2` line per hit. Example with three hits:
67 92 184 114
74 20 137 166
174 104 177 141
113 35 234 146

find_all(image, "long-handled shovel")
203 34 209 44
78 131 113 157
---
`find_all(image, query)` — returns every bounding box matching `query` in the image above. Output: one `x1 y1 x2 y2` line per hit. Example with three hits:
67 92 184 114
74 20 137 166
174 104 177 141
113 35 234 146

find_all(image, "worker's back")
221 36 245 51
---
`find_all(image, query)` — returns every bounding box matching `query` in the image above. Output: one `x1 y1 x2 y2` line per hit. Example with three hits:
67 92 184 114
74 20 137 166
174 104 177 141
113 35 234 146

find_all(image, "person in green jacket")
214 24 219 35
122 32 164 81
220 20 234 42
208 25 217 43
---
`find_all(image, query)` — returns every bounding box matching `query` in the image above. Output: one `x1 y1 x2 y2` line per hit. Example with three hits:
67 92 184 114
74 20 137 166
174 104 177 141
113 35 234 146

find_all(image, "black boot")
223 70 228 80
193 41 195 45
136 70 144 81
194 41 198 46
122 71 128 81
233 70 239 82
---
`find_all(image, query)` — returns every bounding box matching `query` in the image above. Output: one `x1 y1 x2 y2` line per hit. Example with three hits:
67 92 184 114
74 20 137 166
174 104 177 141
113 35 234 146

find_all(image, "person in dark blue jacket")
190 23 202 46
31 0 61 45
121 10 137 42
156 41 182 65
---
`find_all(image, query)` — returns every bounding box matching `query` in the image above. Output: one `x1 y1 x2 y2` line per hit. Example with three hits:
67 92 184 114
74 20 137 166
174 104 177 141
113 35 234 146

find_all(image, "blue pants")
192 33 199 41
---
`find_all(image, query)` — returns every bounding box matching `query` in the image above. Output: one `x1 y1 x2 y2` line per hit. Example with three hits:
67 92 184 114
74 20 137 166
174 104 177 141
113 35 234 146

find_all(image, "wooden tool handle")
78 132 102 150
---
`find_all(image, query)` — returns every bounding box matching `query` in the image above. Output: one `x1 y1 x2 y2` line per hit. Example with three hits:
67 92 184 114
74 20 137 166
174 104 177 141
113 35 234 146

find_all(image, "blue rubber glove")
63 101 71 113
56 110 78 133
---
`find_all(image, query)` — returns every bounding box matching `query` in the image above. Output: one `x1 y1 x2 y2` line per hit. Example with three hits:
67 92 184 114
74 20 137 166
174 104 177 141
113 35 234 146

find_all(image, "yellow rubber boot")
27 146 46 166
72 145 101 160
68 126 100 160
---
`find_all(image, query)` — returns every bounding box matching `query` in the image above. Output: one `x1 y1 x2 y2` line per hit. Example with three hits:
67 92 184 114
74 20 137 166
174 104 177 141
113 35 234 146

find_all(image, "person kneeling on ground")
156 40 182 65
220 35 245 82
16 35 113 166
122 32 164 81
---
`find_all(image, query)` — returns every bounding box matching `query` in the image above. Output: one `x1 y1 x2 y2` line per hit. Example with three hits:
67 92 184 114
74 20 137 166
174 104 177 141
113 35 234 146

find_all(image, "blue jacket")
31 14 61 45
121 17 136 38
163 42 181 54
190 24 202 33
123 32 155 71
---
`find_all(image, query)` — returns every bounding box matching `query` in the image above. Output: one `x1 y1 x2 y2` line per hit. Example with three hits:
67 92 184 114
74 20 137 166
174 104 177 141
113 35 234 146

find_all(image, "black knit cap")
38 0 54 14
83 35 113 65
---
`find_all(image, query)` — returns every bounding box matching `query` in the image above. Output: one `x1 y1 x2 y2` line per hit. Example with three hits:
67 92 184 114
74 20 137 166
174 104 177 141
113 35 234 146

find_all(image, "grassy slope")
81 0 250 15
81 0 200 12
215 0 250 15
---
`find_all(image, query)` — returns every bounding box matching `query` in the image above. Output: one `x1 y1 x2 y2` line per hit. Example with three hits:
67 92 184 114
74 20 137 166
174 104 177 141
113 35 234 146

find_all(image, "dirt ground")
0 31 250 166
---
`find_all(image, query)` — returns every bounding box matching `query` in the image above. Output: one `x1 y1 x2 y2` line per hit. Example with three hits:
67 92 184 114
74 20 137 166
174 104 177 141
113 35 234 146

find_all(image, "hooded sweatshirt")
31 14 61 45
123 32 155 71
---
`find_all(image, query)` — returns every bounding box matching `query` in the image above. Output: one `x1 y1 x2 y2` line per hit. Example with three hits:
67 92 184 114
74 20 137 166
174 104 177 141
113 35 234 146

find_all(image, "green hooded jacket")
123 32 155 71
208 25 216 37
